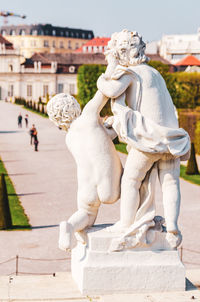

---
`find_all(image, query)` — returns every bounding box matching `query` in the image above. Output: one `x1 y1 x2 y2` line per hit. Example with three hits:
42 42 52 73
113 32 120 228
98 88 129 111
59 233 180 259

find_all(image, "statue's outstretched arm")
82 90 109 117
97 73 132 99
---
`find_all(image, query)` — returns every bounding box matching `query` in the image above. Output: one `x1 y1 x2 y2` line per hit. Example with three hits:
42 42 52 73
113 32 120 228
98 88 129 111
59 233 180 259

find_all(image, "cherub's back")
66 115 122 185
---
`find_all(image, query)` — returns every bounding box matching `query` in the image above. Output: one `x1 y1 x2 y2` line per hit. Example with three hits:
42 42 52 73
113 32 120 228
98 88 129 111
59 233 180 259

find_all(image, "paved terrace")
0 101 199 276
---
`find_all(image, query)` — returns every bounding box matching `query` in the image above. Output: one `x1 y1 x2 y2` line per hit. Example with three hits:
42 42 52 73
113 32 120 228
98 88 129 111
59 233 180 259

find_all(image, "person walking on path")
33 128 39 151
17 113 23 128
25 114 29 128
29 124 36 145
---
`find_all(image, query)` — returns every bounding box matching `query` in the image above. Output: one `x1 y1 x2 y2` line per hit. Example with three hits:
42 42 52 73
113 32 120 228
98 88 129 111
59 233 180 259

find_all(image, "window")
8 85 14 97
8 64 13 72
68 40 71 49
171 54 185 60
82 33 85 38
44 40 49 47
69 83 75 95
60 41 64 48
1 30 6 36
52 30 56 36
70 32 74 37
65 31 69 37
75 42 79 49
52 40 56 48
19 29 25 36
88 33 92 39
76 32 79 38
69 66 75 73
27 85 32 97
31 40 37 47
31 30 37 35
60 31 64 36
58 83 63 93
43 85 48 97
10 30 16 36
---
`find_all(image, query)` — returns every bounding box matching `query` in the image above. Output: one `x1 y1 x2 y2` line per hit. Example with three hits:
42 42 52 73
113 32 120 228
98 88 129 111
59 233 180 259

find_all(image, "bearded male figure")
97 29 190 249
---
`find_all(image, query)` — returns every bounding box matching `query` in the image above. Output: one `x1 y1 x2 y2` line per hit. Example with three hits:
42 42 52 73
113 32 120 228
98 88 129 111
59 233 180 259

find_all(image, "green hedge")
0 174 12 230
195 120 200 154
77 64 112 116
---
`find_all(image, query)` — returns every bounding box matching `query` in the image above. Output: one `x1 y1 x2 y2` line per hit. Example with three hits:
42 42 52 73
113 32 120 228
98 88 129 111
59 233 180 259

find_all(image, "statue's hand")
104 116 114 129
105 50 119 65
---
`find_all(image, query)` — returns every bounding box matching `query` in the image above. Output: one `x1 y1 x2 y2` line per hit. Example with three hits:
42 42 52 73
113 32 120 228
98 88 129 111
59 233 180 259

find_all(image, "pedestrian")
25 114 29 128
17 113 23 128
29 124 36 145
33 128 39 151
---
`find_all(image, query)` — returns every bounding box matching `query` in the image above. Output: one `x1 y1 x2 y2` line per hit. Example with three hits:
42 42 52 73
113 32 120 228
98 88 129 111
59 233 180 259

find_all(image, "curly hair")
106 29 149 66
47 93 81 131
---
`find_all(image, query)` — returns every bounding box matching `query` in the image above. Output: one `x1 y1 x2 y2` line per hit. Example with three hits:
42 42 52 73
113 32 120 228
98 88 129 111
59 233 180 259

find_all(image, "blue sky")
0 0 199 42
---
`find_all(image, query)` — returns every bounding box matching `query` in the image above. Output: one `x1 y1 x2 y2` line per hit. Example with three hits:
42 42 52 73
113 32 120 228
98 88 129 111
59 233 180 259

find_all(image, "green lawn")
115 143 128 154
0 158 30 230
15 103 48 119
180 164 200 186
115 143 200 186
23 106 48 118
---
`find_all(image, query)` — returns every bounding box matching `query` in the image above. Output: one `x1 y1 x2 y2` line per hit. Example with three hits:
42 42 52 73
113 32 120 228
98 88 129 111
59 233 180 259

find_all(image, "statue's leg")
59 184 100 251
158 157 182 248
119 148 157 228
59 209 98 251
158 157 180 232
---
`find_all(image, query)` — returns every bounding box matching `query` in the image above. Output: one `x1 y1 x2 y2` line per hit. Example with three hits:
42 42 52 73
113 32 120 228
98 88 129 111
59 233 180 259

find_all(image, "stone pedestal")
71 224 185 295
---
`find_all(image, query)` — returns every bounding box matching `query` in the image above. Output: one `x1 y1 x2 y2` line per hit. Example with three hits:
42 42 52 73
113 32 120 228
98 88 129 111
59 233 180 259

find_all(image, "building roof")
147 54 171 65
23 52 106 66
0 24 94 40
175 55 200 66
0 34 13 49
22 52 170 72
75 37 110 52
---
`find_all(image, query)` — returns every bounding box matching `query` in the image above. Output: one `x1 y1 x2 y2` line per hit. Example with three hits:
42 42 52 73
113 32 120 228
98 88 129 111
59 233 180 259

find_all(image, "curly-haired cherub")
47 92 122 251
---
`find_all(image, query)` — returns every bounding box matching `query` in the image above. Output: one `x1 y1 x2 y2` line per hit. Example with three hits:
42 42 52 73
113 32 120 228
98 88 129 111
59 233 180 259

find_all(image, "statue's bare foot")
58 221 73 251
75 230 87 245
166 230 182 249
106 221 128 234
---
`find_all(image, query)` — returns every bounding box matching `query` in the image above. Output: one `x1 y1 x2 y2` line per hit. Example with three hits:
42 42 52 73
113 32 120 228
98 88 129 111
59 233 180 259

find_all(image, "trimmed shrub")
77 64 111 116
186 143 199 175
195 120 200 154
178 110 200 142
15 97 26 106
0 174 12 229
173 72 200 108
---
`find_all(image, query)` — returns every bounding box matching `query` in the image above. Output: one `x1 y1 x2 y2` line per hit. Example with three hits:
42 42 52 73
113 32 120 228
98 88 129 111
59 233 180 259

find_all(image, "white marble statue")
47 93 122 251
97 29 190 250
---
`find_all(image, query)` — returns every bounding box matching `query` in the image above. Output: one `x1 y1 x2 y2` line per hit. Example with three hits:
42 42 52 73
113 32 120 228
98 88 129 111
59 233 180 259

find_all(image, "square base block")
71 224 185 295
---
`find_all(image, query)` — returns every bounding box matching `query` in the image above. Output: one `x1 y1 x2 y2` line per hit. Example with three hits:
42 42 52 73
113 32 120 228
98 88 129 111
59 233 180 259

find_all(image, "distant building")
0 33 173 103
75 37 110 53
0 35 22 100
174 55 200 72
0 24 94 58
159 29 200 64
0 49 105 102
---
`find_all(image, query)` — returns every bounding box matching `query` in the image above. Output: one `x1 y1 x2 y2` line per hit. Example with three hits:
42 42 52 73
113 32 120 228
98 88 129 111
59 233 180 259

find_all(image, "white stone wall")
0 72 78 101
